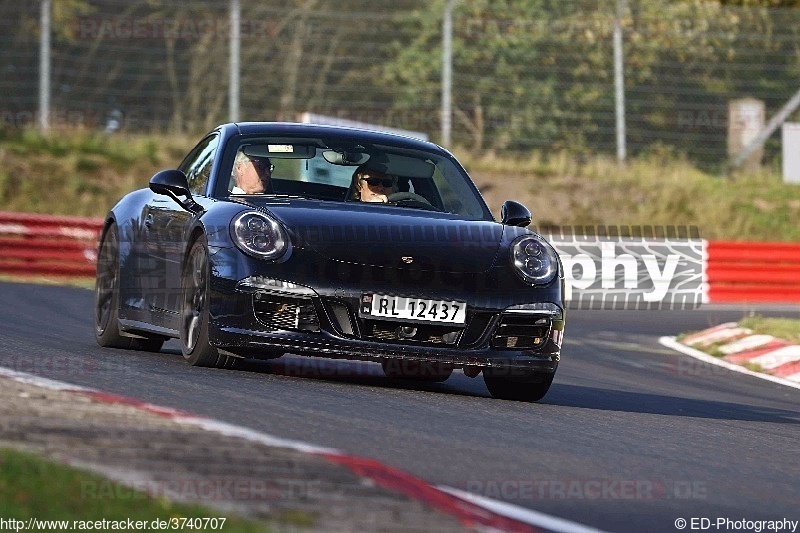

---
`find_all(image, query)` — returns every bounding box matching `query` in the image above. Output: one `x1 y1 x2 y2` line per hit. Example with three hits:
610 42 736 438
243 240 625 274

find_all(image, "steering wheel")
387 192 434 207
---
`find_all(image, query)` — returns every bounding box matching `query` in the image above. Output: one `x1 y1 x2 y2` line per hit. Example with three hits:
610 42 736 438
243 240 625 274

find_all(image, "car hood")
251 199 505 273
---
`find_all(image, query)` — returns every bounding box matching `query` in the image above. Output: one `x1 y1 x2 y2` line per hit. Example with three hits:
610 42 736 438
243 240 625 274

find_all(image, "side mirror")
149 170 203 214
501 200 532 227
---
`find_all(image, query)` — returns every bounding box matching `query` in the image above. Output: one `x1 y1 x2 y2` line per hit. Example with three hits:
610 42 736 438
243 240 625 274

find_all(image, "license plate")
360 294 467 325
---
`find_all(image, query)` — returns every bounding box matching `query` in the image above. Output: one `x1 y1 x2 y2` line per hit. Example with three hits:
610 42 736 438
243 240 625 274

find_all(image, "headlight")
510 234 558 285
231 211 288 260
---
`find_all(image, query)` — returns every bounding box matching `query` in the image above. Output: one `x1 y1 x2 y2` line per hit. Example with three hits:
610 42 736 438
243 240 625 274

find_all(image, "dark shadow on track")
543 384 800 424
214 353 492 399
135 347 490 398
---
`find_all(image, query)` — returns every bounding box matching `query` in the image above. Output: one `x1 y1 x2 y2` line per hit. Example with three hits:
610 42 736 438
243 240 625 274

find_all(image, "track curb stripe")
723 340 792 364
80 390 199 420
0 365 598 532
658 336 800 391
749 345 800 370
321 453 540 533
768 359 800 379
679 322 739 345
679 324 800 380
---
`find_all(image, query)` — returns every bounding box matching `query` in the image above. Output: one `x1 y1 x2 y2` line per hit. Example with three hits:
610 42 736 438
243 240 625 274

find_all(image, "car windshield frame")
213 133 494 221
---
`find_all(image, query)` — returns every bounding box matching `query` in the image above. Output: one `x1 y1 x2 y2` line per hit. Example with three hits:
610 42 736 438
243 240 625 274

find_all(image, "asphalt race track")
1 281 798 532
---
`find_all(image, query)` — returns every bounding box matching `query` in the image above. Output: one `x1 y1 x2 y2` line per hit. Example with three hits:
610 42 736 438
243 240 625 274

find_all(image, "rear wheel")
381 359 453 382
483 369 554 402
180 236 237 369
94 223 164 352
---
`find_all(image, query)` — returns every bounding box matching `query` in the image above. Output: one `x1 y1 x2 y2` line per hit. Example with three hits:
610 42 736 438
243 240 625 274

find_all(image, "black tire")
94 223 165 352
94 223 128 348
483 369 554 402
381 359 453 382
179 236 237 369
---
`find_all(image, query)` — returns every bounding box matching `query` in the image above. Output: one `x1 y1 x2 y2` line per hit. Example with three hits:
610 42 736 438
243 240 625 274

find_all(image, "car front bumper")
210 323 560 372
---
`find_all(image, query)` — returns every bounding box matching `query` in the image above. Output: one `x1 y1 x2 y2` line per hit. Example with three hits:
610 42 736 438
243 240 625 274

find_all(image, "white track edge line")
658 336 800 391
438 486 605 533
0 367 93 392
171 415 339 455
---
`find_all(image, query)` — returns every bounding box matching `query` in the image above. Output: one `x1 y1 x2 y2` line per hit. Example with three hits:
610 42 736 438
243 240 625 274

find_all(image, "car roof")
227 122 443 152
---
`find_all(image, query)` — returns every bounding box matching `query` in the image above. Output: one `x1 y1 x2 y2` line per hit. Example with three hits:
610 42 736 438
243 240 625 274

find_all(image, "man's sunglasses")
361 176 394 187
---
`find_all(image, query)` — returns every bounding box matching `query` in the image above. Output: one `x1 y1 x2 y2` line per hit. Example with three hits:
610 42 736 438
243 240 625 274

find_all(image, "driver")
350 165 399 203
231 151 273 194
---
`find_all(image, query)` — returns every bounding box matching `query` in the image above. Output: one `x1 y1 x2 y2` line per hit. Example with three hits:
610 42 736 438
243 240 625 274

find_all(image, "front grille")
491 315 551 349
253 294 319 332
362 319 461 345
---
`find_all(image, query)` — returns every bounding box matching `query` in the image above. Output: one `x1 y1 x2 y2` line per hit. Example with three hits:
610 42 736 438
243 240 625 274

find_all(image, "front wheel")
180 236 236 369
483 369 554 402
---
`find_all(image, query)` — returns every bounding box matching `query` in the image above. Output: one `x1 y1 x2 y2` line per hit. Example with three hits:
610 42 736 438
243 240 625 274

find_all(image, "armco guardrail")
0 212 103 277
706 241 800 303
1 212 799 303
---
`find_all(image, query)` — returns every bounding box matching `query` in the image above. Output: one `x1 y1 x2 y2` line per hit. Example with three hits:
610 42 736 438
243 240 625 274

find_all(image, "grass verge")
0 129 191 217
458 149 800 242
738 316 800 345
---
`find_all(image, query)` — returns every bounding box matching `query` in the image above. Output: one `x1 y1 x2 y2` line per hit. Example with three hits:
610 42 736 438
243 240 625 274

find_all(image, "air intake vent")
254 294 319 332
492 315 550 349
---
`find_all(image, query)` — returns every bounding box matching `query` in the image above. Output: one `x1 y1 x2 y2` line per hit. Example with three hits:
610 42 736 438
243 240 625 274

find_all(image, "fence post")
614 0 627 162
441 0 455 147
38 0 51 133
229 0 241 123
783 123 800 184
728 98 765 173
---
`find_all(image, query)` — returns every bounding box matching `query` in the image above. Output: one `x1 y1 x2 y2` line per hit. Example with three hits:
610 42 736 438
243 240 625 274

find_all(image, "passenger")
350 165 399 203
231 151 273 194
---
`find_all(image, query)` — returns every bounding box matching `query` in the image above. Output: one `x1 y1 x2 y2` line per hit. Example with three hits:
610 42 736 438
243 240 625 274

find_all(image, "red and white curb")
0 366 600 533
659 323 800 390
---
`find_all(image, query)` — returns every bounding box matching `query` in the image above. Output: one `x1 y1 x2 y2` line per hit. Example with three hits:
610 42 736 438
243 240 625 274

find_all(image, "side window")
179 134 219 195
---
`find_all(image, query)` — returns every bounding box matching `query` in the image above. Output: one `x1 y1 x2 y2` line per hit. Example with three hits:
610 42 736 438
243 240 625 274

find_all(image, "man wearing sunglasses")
231 151 273 194
351 165 399 203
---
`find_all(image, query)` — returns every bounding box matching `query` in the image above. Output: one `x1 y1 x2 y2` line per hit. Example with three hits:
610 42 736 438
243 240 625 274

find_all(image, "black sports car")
94 122 565 401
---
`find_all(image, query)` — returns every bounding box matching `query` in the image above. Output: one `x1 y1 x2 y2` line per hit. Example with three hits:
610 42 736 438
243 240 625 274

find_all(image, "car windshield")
221 136 492 220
